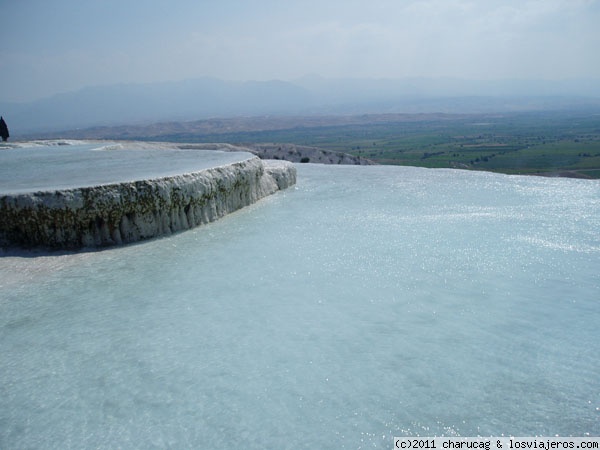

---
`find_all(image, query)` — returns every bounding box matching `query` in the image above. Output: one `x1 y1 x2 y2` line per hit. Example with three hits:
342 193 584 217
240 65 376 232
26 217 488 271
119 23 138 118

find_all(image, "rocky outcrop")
242 143 376 165
176 143 376 165
0 157 296 250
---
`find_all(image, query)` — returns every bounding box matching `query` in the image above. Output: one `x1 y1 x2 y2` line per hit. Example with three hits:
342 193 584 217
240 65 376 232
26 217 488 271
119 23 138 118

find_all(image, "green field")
151 110 600 178
273 112 600 178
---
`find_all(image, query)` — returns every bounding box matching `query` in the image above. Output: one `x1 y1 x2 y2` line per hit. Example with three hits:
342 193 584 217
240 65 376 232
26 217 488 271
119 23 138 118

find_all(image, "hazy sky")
2 0 599 102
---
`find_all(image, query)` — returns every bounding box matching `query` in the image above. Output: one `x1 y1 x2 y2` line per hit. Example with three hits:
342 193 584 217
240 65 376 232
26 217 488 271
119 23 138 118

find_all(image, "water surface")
1 164 599 448
0 142 251 194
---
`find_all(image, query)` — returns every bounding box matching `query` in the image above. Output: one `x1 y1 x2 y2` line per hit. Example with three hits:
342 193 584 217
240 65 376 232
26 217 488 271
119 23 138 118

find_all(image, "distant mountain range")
2 76 600 136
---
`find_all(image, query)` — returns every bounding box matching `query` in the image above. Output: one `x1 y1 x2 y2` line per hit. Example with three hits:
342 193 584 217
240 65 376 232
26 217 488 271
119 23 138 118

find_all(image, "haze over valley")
2 76 600 135
2 0 600 135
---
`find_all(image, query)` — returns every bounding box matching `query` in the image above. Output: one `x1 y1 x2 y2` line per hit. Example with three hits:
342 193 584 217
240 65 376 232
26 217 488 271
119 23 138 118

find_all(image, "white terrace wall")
0 158 296 250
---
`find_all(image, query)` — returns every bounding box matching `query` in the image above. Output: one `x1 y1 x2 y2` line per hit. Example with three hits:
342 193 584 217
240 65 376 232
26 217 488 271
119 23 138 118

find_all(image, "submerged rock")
0 156 296 250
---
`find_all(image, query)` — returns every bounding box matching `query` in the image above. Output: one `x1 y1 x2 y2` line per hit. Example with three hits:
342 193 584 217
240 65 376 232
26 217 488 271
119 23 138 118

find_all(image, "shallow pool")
1 163 599 448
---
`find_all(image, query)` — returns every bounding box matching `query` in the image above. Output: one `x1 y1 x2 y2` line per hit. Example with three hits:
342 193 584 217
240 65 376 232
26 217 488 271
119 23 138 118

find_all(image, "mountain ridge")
2 76 600 136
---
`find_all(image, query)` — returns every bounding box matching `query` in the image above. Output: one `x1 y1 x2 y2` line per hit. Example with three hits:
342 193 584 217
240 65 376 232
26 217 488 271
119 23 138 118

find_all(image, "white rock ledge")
0 157 296 250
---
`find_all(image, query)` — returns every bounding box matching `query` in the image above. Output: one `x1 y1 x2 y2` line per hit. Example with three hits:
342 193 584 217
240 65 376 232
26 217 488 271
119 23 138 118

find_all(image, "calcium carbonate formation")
0 157 296 250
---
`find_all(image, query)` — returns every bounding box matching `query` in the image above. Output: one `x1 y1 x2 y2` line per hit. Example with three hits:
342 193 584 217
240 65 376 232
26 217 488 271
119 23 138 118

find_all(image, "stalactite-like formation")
0 158 296 250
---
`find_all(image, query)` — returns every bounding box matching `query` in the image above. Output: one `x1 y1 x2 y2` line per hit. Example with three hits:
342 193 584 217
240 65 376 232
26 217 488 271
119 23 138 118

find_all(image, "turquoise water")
0 142 251 194
1 164 599 448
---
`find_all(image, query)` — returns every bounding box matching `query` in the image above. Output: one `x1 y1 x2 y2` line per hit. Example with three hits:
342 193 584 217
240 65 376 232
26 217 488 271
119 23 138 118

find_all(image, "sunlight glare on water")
1 164 599 448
